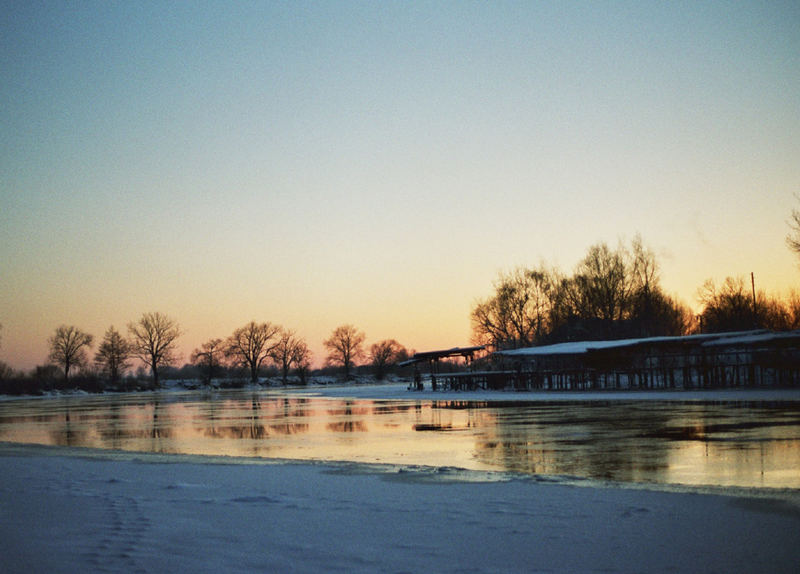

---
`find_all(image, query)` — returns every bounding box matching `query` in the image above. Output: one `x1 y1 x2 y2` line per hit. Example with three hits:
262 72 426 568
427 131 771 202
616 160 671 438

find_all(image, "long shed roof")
398 345 485 366
494 330 797 358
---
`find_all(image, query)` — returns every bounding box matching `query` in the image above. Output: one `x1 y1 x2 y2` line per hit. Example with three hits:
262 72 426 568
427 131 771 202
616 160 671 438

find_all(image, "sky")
1 1 799 372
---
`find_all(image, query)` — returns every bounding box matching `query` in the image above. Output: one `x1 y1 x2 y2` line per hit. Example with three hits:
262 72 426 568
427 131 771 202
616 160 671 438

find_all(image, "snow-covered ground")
1 383 799 573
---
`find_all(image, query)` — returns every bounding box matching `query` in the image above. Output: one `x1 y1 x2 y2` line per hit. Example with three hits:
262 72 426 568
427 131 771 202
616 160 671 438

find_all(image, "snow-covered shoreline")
285 380 800 402
5 378 800 404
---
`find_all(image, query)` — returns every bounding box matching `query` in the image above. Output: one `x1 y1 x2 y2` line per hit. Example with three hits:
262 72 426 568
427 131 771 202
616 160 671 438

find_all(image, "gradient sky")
2 1 799 371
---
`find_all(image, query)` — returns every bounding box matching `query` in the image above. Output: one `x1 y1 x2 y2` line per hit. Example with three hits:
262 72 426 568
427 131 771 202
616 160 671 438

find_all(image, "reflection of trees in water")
268 397 309 435
96 401 124 449
201 395 310 440
149 399 175 453
373 404 414 415
201 395 266 440
327 401 369 433
49 407 88 447
247 394 265 440
7 393 798 487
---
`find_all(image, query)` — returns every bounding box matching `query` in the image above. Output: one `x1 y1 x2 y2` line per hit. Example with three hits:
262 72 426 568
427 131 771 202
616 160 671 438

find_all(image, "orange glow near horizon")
2 3 798 372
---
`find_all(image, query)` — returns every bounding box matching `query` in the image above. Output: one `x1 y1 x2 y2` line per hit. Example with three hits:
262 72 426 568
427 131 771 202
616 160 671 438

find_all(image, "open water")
1 389 798 489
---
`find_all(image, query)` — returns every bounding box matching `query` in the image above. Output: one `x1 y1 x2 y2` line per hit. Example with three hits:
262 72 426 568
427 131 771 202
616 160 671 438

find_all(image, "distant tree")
324 325 365 379
631 288 694 336
226 321 281 384
34 364 62 384
48 325 93 381
745 290 800 332
270 329 310 385
191 338 226 386
0 361 12 381
698 277 756 332
574 242 633 325
94 326 132 385
786 290 800 329
369 339 407 380
128 312 182 387
471 266 556 351
474 237 693 345
295 351 312 385
0 324 12 382
787 200 800 259
0 323 8 381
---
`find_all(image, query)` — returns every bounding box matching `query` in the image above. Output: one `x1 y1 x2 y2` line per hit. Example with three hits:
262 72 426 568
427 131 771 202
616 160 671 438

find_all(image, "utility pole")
751 272 758 328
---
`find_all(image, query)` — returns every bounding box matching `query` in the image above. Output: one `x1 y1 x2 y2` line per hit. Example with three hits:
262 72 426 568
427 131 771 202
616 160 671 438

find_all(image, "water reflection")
0 391 798 489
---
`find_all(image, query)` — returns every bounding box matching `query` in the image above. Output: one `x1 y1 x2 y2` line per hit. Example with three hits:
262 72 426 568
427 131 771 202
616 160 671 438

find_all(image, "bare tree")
324 324 365 379
0 323 14 381
128 312 182 387
226 321 281 384
270 329 310 385
574 242 632 324
471 266 555 351
787 201 800 258
94 326 131 385
698 277 755 332
48 325 94 381
369 339 407 380
191 338 226 386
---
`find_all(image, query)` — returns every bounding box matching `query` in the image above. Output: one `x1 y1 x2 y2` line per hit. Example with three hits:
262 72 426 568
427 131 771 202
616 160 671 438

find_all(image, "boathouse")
492 330 800 390
411 331 800 391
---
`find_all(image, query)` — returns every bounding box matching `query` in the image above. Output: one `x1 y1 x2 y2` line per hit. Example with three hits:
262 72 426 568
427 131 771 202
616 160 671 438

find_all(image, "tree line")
2 224 800 393
0 315 411 395
471 236 800 352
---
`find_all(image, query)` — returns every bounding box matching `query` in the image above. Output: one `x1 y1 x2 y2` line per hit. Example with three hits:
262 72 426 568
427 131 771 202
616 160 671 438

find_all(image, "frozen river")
1 387 799 489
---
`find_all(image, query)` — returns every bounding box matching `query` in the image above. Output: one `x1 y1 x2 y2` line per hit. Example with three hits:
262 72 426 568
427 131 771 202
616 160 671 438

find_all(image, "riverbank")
1 443 799 574
287 380 800 402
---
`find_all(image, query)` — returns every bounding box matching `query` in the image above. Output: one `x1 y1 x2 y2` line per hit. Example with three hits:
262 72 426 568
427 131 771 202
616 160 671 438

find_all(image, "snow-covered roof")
398 345 486 366
495 330 776 358
701 330 800 347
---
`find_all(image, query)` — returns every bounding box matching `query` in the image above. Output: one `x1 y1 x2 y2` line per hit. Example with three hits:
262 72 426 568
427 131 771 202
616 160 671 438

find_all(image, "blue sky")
2 1 799 369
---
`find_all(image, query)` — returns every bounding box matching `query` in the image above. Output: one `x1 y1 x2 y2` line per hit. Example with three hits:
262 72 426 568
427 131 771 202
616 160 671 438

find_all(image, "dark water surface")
1 389 798 489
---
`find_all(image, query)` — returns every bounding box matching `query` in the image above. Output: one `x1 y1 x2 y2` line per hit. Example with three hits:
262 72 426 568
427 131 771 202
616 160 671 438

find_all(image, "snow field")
1 446 799 574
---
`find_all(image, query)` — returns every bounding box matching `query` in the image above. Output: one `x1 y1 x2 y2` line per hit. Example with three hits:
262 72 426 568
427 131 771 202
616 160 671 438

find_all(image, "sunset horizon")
2 2 798 373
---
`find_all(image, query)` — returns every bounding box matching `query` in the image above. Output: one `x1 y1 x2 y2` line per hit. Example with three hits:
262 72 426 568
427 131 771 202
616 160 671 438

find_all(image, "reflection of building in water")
477 330 800 391
471 402 673 482
470 401 800 487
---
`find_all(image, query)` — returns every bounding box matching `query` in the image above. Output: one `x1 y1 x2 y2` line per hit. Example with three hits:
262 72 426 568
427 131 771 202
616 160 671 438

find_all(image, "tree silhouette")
698 277 755 332
369 339 407 380
226 321 281 384
787 201 800 259
128 312 182 388
270 329 310 385
324 325 365 379
48 325 93 381
471 266 555 350
94 326 131 385
191 338 226 386
472 237 692 348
